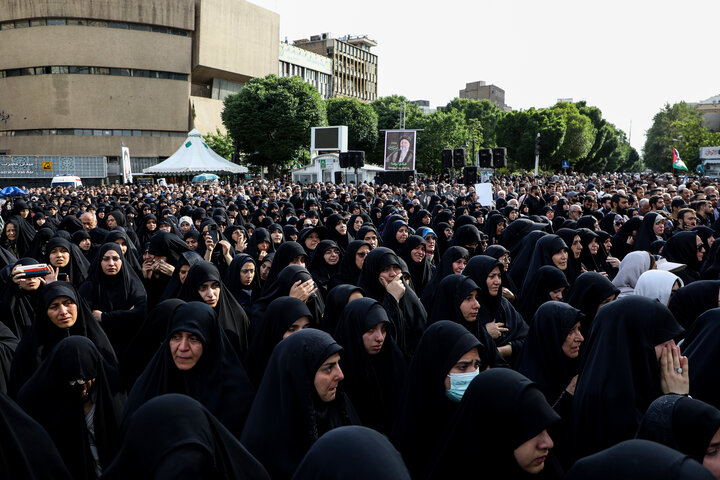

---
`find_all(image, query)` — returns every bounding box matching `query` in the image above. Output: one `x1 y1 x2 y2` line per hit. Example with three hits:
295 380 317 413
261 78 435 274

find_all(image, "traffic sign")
41 161 53 171
562 160 570 169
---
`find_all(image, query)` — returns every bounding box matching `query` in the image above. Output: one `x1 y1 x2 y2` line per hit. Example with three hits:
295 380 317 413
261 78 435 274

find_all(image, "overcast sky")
251 0 718 155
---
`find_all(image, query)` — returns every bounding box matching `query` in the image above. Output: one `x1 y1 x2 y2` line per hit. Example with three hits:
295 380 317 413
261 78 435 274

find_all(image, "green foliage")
444 98 504 146
643 102 720 172
414 109 471 173
326 98 379 154
202 128 234 161
369 95 424 165
221 75 327 178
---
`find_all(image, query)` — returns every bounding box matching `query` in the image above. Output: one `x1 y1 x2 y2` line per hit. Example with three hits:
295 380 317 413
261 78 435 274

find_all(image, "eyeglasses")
697 244 706 251
356 251 369 257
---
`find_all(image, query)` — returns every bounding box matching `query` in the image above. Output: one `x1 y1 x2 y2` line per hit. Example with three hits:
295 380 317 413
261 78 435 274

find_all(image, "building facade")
294 33 378 103
694 94 720 132
278 42 333 100
0 0 278 179
459 81 508 110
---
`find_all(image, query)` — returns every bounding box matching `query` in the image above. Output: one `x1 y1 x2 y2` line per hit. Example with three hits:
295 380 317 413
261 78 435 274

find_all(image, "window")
51 66 69 74
92 67 109 75
47 19 67 26
151 26 168 33
30 19 47 26
67 19 86 26
113 130 123 136
129 23 151 31
108 22 128 29
69 66 90 74
110 68 130 76
14 20 29 28
93 129 103 136
0 22 15 30
88 20 108 27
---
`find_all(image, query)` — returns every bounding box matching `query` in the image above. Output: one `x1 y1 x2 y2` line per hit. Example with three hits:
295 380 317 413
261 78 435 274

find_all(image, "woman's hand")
43 265 60 284
605 256 620 269
92 310 103 322
289 279 317 303
501 287 515 302
380 276 405 303
235 237 247 253
152 259 174 277
660 344 689 395
565 374 579 395
485 321 508 339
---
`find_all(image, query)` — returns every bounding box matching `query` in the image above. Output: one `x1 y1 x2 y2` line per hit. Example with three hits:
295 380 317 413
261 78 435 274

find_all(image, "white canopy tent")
143 129 247 175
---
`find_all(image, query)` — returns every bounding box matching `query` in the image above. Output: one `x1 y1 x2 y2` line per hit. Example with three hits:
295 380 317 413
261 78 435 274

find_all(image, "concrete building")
278 42 333 100
693 94 720 132
0 0 278 182
410 100 435 115
294 33 378 103
459 81 508 110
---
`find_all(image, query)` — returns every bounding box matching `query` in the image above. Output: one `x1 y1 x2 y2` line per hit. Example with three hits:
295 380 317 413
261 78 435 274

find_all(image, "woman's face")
5 223 16 241
12 265 42 291
410 245 425 263
561 321 584 358
495 221 506 236
47 295 77 328
444 227 453 239
378 264 401 285
240 262 255 286
169 331 203 371
422 215 431 225
570 235 582 259
444 347 480 391
362 322 387 355
314 352 344 402
498 253 511 271
180 221 192 234
305 232 320 250
486 266 502 296
78 238 91 251
101 250 122 276
198 280 221 308
424 235 436 253
353 216 364 231
105 216 117 229
509 210 519 221
232 229 245 244
513 429 553 474
653 217 665 236
697 235 706 263
597 294 617 312
146 219 157 231
363 232 378 250
257 240 270 252
260 260 272 281
335 220 347 235
703 428 720 479
271 231 283 244
355 246 370 270
546 210 554 220
459 290 480 322
323 247 340 266
603 238 612 252
552 249 568 270
114 238 128 255
452 257 467 274
283 316 310 339
588 239 599 255
396 226 409 244
49 246 70 267
178 264 191 284
548 287 565 301
289 255 305 267
654 338 676 361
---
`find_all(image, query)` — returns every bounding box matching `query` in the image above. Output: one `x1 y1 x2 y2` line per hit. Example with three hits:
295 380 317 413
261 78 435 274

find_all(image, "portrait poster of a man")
384 130 416 170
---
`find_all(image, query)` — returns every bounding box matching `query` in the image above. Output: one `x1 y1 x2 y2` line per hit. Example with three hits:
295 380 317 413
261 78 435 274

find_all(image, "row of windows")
0 129 187 138
0 17 190 36
0 66 188 81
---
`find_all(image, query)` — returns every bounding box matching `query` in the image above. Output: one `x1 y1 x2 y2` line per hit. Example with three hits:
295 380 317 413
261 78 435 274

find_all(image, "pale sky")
251 0 719 155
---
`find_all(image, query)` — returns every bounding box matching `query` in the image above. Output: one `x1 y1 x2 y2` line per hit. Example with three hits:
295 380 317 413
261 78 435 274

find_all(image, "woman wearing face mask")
637 394 720 480
333 298 406 434
464 255 528 365
426 369 562 480
391 321 482 479
573 296 687 460
241 329 359 480
78 243 147 356
17 337 125 480
124 302 255 439
178 261 252 359
243 296 315 388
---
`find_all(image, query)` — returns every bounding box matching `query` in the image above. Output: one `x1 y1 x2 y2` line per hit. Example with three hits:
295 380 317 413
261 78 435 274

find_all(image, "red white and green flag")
672 148 688 171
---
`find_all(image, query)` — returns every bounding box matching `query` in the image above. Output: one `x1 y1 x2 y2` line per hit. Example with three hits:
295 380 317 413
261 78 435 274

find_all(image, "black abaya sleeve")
0 322 18 394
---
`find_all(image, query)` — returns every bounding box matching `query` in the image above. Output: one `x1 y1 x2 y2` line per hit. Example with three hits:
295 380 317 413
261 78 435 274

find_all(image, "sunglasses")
356 251 369 257
697 244 706 252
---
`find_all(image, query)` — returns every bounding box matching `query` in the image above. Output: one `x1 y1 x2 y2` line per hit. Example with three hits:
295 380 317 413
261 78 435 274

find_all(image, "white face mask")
445 368 480 402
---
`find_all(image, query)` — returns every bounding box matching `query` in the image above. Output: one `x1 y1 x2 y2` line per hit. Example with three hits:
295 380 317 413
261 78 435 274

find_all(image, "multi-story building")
693 94 720 132
459 81 508 110
278 42 333 100
294 33 378 103
0 0 278 183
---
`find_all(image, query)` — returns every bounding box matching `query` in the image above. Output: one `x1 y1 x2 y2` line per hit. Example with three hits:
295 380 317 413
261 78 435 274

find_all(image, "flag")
672 148 688 171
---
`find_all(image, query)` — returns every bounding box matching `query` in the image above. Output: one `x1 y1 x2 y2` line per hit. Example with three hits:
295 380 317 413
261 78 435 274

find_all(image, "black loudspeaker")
339 151 365 168
380 170 414 185
441 149 453 168
463 166 478 185
492 147 507 168
478 148 493 168
453 148 466 168
334 171 343 184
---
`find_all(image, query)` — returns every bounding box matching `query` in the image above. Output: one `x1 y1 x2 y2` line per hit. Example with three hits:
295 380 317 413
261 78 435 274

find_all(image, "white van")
50 175 83 188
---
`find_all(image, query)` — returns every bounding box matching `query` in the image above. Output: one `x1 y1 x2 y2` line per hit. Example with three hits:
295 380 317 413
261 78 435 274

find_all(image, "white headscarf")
634 269 682 306
612 251 653 297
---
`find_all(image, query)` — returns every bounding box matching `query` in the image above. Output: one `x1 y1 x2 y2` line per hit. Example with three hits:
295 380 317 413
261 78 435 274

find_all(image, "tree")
202 128 234 161
643 102 720 172
222 75 327 177
326 98 379 155
369 95 423 165
444 98 504 147
414 109 469 173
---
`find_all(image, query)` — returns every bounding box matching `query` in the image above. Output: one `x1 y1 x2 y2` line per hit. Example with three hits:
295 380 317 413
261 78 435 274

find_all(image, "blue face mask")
445 368 480 402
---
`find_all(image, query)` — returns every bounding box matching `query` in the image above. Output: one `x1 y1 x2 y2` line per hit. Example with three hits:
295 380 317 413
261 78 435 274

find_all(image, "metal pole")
534 133 540 176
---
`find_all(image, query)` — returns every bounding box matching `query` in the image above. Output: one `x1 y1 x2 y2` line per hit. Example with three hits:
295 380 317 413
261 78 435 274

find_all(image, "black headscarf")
124 302 255 439
325 214 351 252
464 255 528 364
158 250 204 302
517 265 570 323
292 426 411 480
72 229 97 263
246 227 275 262
664 231 704 285
333 298 406 434
426 369 561 480
682 308 720 409
420 246 469 310
0 257 42 339
399 235 433 297
637 394 720 464
523 234 568 290
572 296 684 458
223 254 260 310
357 247 427 360
327 240 370 291
380 219 408 255
17 336 125 480
78 243 147 354
610 216 642 260
635 212 664 252
243 296 314 388
177 261 252 358
1 215 36 258
241 329 359 480
320 284 365 334
104 229 143 279
44 236 90 288
307 239 341 298
566 271 620 334
556 228 582 286
667 280 720 331
565 439 714 480
515 301 584 404
260 240 307 290
390 321 481 478
507 230 548 289
103 394 269 480
9 282 117 397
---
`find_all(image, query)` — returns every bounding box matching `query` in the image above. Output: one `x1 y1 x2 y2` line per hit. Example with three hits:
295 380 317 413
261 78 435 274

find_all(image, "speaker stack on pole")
441 149 453 169
478 148 493 168
339 151 365 169
463 167 478 185
453 148 466 168
492 148 507 168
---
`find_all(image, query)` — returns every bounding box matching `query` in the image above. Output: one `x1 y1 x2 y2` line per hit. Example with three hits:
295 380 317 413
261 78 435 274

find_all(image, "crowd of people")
1 171 720 479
